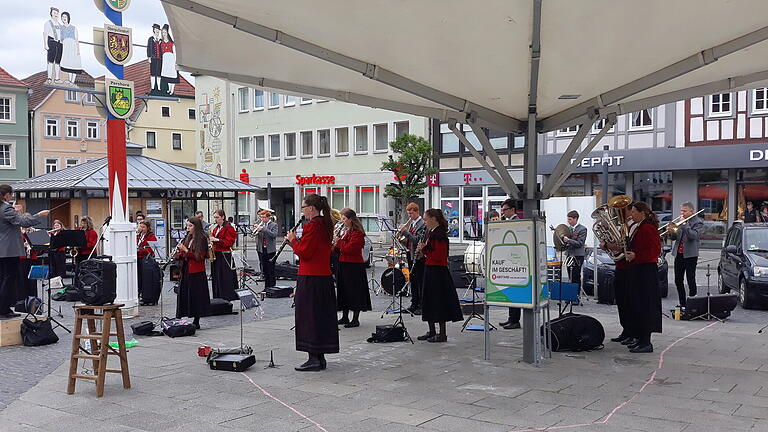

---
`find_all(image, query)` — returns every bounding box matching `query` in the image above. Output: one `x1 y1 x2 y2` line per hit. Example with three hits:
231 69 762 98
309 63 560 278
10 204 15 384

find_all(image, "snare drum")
463 241 485 275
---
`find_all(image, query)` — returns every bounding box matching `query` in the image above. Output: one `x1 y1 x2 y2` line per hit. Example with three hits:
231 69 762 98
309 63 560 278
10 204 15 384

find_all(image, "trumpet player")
670 202 703 308
210 209 238 301
401 202 426 315
254 209 278 288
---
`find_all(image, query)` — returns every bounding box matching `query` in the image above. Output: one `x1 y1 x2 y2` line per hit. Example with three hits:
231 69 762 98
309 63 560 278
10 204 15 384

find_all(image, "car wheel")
718 272 730 294
739 278 754 310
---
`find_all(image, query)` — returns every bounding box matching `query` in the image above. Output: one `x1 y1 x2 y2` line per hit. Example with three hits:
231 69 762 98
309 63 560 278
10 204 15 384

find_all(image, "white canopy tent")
163 0 768 201
162 0 768 363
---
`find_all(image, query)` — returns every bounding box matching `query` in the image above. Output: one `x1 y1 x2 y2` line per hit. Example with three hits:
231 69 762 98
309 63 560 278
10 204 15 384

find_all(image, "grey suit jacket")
401 217 426 256
565 223 587 258
255 221 278 254
0 202 42 258
670 216 702 259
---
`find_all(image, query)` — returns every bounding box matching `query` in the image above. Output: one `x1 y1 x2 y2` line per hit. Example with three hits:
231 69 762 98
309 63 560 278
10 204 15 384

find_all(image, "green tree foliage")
380 134 436 221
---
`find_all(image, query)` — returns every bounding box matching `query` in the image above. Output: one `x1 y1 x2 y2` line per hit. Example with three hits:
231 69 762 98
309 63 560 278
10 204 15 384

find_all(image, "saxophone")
207 225 217 262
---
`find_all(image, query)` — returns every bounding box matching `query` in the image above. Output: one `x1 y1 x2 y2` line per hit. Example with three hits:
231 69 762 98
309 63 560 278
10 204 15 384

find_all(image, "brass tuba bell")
591 194 633 261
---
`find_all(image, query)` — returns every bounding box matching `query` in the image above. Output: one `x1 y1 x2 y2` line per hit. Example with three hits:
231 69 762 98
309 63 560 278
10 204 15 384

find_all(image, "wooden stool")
67 304 131 397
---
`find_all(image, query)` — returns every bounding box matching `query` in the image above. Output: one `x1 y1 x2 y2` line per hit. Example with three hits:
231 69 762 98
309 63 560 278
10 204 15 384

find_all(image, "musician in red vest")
75 216 97 266
209 209 238 301
137 221 158 305
333 208 371 328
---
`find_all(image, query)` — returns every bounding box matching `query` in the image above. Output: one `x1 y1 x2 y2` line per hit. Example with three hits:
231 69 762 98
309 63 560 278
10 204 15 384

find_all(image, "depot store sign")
296 174 336 185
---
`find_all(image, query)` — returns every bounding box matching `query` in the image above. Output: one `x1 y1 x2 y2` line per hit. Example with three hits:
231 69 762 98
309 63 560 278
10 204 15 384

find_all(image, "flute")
270 217 304 264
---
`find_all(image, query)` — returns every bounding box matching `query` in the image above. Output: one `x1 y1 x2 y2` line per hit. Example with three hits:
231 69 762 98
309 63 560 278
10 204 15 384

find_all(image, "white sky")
0 0 190 81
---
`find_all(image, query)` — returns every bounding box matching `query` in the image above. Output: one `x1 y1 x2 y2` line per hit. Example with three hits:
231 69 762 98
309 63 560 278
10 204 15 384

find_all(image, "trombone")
659 209 705 238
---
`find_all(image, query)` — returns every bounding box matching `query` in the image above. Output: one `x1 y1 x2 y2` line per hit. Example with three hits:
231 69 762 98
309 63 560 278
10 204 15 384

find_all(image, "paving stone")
359 403 440 426
419 414 510 431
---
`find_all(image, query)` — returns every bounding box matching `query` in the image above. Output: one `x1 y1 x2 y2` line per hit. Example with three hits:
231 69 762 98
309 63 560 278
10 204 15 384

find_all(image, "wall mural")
198 86 224 173
44 7 83 86
146 23 180 96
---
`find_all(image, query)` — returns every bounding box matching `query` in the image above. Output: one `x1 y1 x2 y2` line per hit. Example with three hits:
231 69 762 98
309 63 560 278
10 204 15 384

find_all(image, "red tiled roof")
23 70 96 110
123 60 195 97
0 67 27 89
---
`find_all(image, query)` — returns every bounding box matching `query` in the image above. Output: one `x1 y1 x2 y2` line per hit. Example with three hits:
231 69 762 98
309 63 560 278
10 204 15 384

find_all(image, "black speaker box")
682 293 738 320
75 259 117 305
208 353 256 372
210 298 234 315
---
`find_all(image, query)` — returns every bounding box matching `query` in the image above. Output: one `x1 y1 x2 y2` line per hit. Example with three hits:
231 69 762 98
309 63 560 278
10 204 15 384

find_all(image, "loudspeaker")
682 293 738 320
75 259 117 305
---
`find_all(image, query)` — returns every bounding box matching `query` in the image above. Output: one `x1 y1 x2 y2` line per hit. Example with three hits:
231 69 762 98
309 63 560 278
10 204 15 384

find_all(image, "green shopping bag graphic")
486 230 533 305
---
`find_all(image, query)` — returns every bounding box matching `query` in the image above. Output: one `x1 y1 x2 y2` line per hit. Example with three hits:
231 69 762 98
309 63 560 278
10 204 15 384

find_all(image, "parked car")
718 222 768 309
581 246 670 302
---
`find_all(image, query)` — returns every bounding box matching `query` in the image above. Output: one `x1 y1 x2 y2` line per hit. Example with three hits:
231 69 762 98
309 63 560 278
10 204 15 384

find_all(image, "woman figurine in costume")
160 24 180 94
59 12 83 85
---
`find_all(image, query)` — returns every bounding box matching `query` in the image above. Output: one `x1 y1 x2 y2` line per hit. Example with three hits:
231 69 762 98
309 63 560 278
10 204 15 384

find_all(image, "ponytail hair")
303 194 334 240
424 208 448 232
629 201 659 228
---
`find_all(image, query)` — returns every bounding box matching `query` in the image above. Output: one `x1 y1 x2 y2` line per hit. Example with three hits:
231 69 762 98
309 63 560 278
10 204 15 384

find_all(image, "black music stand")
33 230 85 333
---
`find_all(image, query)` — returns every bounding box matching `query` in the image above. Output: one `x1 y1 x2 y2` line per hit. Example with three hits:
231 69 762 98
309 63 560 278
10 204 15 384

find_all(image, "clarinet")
271 217 304 264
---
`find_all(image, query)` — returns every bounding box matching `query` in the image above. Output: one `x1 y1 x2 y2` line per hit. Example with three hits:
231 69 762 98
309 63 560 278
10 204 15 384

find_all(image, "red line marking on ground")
240 372 330 432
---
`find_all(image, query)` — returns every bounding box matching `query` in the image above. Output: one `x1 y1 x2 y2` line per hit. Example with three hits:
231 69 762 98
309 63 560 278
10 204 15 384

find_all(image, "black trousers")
0 257 20 314
506 307 521 324
674 255 698 306
258 250 276 288
567 256 584 285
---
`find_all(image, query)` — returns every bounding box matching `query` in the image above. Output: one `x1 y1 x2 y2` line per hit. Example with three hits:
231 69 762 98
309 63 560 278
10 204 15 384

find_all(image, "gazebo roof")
12 155 259 193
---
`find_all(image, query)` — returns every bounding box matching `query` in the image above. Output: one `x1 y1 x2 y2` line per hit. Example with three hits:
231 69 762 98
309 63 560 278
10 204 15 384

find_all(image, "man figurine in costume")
43 7 63 84
146 24 163 92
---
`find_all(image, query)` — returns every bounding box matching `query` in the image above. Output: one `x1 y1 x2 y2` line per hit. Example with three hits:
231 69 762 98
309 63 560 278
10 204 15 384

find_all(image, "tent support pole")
446 121 515 198
539 115 594 199
466 119 520 199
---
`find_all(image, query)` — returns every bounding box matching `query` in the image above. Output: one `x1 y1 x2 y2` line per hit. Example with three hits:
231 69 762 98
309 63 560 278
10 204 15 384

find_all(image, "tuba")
591 194 633 261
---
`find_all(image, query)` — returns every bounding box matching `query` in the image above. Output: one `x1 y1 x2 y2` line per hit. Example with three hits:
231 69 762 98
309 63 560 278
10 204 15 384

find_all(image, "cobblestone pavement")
0 244 765 418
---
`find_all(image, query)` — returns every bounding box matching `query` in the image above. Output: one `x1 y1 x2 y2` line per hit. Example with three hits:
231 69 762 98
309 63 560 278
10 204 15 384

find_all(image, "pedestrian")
498 199 521 329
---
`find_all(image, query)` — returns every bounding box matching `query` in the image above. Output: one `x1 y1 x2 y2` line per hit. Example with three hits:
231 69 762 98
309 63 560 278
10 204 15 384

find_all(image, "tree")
380 134 436 222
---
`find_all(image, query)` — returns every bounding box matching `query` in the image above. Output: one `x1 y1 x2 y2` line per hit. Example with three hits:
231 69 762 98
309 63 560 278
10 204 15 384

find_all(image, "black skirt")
336 262 371 312
295 275 339 354
49 251 67 279
628 262 662 335
211 252 238 301
176 267 211 318
421 265 463 323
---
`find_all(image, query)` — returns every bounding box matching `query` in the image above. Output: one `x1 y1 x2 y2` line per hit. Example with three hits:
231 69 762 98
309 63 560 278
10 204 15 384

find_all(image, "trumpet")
660 209 705 238
249 220 265 238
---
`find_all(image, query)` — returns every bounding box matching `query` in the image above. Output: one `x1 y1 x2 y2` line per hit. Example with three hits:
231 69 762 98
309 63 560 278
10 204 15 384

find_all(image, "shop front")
538 142 768 248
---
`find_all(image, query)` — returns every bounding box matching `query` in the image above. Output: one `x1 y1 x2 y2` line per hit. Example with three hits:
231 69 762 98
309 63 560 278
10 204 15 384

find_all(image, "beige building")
125 61 196 168
25 71 107 176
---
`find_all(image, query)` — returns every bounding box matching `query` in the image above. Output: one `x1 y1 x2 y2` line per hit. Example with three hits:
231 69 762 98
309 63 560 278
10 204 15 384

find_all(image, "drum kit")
380 247 410 296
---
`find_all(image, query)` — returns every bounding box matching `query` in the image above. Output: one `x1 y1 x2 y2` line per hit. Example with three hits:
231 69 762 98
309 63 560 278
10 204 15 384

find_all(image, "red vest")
291 217 332 276
211 223 236 252
137 233 157 258
335 229 365 263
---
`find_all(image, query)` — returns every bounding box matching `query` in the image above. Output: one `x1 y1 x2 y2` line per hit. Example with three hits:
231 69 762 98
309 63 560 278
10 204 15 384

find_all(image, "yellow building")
125 61 197 168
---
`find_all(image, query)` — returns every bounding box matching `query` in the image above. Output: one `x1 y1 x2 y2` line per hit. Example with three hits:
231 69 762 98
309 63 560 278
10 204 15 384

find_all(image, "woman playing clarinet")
417 209 463 343
209 209 238 301
333 208 371 328
286 194 338 371
175 217 211 329
76 216 97 266
48 219 67 279
137 221 158 305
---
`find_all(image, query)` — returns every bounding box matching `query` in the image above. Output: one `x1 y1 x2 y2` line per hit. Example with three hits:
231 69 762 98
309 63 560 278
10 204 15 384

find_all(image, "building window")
441 131 459 153
269 92 280 108
557 125 579 136
45 118 59 137
253 136 265 160
553 174 588 197
239 137 251 161
254 90 264 109
357 186 379 214
84 93 95 104
591 173 627 203
300 131 313 157
65 158 79 168
488 130 508 150
269 134 280 159
395 121 409 138
753 88 768 114
0 143 12 167
284 133 296 158
172 133 182 150
161 106 170 117
592 118 615 133
146 131 156 148
633 172 672 216
629 109 653 130
329 186 349 210
335 127 349 154
86 120 99 140
188 108 196 120
65 90 78 102
698 170 729 248
354 125 368 153
238 88 249 112
300 97 312 105
0 95 14 122
374 124 388 151
318 129 330 155
709 93 731 117
45 158 58 173
513 135 525 149
284 95 296 107
440 186 460 239
66 119 79 138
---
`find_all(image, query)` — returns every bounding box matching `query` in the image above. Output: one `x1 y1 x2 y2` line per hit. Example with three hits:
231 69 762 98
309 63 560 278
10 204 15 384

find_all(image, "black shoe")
319 355 327 370
417 332 435 341
0 313 20 319
610 334 629 343
337 317 350 325
343 321 360 328
503 322 521 330
621 337 638 346
411 309 422 316
294 360 323 372
629 344 653 353
427 334 447 343
498 320 511 327
194 323 201 330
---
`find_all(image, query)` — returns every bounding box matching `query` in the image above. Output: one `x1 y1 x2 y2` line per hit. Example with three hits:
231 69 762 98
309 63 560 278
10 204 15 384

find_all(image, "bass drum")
381 267 406 296
463 241 485 275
